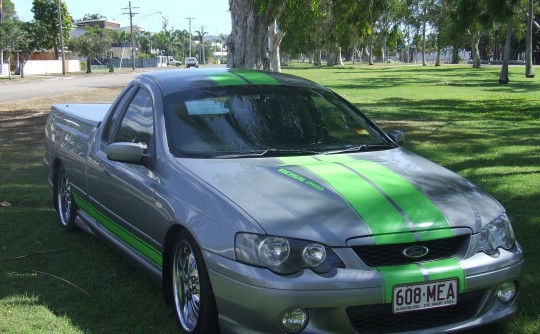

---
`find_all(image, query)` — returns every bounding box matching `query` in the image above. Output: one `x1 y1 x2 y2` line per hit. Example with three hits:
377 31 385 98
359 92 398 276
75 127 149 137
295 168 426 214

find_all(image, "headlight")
235 233 344 275
479 214 516 255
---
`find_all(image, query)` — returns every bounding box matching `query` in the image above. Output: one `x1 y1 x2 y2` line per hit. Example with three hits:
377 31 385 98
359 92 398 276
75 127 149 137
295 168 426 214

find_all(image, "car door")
94 86 161 263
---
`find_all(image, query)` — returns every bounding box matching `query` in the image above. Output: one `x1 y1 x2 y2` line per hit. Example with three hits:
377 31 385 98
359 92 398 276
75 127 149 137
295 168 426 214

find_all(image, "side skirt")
75 209 163 288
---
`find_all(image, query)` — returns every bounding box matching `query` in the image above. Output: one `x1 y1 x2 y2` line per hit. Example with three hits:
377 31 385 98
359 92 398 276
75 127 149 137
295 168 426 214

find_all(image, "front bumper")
205 242 523 334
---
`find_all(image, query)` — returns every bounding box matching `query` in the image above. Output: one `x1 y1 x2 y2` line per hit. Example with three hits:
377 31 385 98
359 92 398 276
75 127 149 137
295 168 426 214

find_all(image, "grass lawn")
1 63 539 333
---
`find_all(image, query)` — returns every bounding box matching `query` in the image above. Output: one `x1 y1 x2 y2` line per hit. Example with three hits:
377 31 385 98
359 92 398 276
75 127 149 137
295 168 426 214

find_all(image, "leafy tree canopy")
31 0 73 56
80 13 106 21
1 0 17 20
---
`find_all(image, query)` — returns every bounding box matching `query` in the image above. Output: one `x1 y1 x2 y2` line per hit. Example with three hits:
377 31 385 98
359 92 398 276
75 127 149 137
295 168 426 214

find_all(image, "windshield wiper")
322 144 394 155
215 148 320 159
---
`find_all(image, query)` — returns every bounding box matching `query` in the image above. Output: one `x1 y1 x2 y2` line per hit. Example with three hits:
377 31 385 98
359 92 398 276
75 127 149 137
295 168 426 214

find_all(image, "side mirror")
107 142 144 163
387 130 405 146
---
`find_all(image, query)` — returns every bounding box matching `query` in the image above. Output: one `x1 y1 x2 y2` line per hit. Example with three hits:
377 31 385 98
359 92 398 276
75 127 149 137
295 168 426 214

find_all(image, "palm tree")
195 28 208 64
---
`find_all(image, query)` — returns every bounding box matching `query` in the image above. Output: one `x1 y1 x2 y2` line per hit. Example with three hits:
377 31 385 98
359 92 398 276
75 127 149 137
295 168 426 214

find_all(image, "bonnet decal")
278 155 453 244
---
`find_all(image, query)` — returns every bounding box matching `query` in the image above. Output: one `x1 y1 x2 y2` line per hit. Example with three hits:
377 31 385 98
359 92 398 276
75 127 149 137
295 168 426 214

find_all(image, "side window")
104 85 136 142
115 89 154 153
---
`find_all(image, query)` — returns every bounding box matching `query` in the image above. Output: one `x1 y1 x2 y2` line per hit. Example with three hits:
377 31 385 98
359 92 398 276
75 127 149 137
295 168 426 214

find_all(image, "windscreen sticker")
354 128 370 136
277 155 453 244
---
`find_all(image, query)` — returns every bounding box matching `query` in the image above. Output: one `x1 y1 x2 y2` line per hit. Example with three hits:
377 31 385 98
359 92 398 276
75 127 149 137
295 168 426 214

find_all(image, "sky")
12 0 232 35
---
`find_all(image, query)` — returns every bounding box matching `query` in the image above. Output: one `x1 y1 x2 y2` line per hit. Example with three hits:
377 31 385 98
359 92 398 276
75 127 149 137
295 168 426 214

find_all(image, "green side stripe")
278 156 415 244
378 258 465 303
72 193 163 267
316 155 453 241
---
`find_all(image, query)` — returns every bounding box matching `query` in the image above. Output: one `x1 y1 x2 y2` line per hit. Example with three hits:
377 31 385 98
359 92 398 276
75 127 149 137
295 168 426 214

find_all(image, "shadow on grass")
326 75 540 93
0 110 178 333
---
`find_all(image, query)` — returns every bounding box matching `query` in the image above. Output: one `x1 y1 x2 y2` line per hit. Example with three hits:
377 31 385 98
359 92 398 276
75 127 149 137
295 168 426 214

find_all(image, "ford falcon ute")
43 68 523 334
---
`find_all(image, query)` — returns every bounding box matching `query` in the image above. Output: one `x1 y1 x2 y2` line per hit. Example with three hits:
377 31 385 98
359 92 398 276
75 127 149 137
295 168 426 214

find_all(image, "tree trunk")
368 36 374 65
327 44 343 67
267 20 285 72
422 18 427 66
471 31 482 68
381 35 386 64
86 58 92 73
7 54 12 80
452 45 459 64
435 33 441 66
228 0 277 70
499 17 513 84
20 60 26 79
525 0 535 78
314 50 322 67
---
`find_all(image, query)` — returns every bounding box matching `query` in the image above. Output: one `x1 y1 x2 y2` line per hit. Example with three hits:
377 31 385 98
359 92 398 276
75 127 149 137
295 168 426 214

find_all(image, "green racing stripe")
277 155 465 304
209 70 280 86
72 193 163 267
277 155 453 244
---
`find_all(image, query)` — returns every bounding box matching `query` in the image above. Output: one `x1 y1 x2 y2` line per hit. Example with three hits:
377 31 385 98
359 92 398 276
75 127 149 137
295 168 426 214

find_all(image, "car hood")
177 148 503 246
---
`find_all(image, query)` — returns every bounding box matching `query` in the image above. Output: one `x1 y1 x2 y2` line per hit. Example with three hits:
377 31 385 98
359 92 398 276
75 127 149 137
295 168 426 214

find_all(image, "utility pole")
56 0 65 75
123 1 139 70
185 17 195 57
199 25 206 64
1 0 4 76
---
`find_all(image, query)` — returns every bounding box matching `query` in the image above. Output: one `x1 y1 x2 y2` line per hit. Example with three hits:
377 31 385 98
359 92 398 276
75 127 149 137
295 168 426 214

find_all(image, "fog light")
280 308 308 333
496 281 517 303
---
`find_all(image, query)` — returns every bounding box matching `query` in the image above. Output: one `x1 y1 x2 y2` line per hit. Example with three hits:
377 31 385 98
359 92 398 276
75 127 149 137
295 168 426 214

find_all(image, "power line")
123 1 139 70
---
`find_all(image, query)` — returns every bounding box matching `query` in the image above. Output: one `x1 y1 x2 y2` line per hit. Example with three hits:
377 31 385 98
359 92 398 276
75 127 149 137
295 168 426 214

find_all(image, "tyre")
170 230 219 333
54 164 78 231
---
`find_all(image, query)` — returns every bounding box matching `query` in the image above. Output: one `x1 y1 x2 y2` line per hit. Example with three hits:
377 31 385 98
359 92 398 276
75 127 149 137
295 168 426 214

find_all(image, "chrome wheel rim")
173 240 200 332
57 170 72 226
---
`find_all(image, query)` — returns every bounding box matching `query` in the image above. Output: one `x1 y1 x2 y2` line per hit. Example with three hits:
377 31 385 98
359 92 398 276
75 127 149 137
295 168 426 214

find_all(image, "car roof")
137 68 326 96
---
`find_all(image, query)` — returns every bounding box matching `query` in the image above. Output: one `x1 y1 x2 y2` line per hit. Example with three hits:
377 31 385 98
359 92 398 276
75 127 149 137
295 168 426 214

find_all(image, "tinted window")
115 89 154 153
104 85 136 143
163 85 387 158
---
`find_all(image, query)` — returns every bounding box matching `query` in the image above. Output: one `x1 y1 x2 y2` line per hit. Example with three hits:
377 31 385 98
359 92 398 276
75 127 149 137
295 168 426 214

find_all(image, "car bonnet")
177 147 503 247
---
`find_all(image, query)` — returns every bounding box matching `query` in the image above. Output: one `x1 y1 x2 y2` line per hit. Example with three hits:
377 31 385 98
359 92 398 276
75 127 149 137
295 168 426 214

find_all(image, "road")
0 71 145 103
0 65 227 103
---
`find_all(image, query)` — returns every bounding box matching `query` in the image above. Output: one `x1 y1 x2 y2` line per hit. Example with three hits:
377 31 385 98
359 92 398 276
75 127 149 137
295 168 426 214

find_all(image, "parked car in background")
44 69 523 334
167 56 182 66
185 57 199 68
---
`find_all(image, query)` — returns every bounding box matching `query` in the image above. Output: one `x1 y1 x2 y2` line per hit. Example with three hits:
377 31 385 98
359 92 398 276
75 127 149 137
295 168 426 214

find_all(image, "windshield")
163 85 392 158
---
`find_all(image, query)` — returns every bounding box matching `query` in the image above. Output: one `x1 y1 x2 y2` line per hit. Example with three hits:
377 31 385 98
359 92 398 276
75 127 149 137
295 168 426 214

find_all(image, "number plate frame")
392 279 458 314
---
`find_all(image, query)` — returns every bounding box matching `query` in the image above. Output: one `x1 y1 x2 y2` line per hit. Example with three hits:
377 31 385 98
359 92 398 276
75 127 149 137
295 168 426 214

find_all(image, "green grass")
286 63 540 333
1 63 539 333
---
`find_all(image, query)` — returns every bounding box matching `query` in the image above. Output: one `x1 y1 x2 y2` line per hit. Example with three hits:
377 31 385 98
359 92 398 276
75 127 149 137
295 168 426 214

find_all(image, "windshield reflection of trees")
165 87 382 157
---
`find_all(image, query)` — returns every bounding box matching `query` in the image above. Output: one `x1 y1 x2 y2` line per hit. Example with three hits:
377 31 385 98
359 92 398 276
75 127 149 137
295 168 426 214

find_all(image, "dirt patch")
0 87 122 154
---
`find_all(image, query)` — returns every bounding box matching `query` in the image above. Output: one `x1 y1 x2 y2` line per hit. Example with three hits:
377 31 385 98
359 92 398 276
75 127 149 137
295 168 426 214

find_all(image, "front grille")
352 235 468 266
346 289 484 334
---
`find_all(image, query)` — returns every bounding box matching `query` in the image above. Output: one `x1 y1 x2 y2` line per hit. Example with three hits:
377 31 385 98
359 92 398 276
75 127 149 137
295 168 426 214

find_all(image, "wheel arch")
51 158 64 207
162 223 187 305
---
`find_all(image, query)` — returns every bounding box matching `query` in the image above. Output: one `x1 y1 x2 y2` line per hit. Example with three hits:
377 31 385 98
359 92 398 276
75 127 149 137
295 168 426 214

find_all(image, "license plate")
392 279 458 313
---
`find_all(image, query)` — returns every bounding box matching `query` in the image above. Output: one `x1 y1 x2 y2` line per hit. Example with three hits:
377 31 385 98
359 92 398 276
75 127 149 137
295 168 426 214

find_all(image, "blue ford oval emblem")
403 245 429 259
